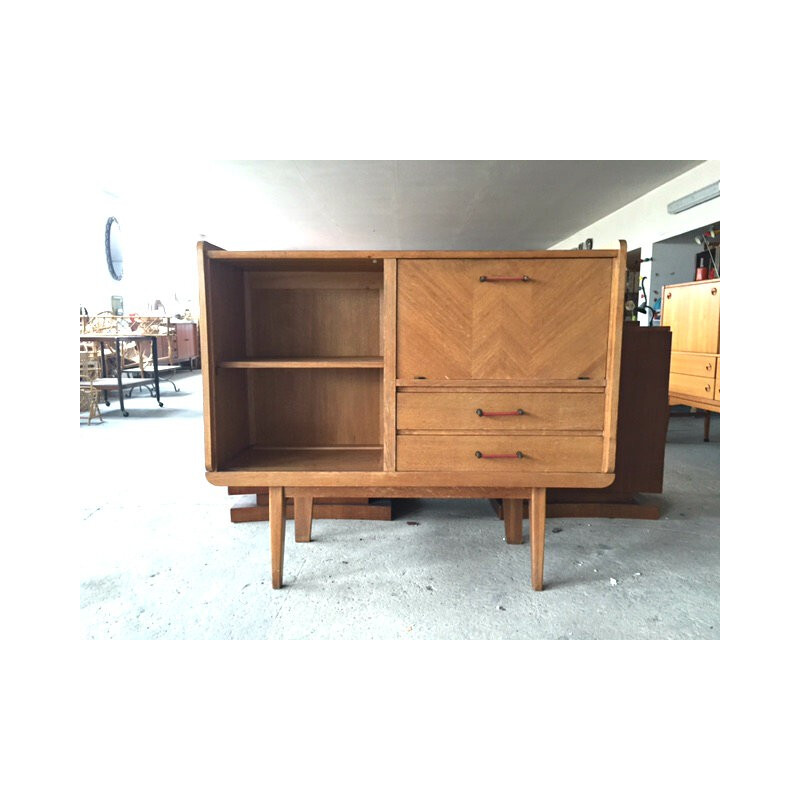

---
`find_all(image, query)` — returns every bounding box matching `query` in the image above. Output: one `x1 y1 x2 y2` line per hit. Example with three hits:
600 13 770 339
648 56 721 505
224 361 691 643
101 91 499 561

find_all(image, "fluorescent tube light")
667 181 720 214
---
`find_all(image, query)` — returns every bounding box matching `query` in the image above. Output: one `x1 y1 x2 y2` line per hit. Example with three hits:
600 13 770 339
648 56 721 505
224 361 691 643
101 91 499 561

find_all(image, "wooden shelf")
223 446 384 472
219 358 383 369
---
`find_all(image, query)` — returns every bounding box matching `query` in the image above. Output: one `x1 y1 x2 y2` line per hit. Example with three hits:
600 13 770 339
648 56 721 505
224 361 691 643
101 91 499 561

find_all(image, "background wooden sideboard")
661 278 720 441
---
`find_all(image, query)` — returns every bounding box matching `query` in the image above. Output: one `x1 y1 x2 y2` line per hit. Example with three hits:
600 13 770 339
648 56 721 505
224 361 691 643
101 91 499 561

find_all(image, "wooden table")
80 334 164 417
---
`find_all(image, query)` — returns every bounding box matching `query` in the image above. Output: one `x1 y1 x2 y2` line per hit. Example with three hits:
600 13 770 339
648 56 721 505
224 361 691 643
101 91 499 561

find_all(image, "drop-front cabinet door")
397 259 614 380
660 280 720 354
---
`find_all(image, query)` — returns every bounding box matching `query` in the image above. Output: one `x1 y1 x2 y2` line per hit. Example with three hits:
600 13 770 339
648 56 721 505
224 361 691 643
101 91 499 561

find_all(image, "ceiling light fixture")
667 181 720 214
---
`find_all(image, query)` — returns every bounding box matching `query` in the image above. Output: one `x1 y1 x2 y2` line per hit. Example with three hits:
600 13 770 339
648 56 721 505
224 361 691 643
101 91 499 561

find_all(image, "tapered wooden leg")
269 486 286 589
530 488 546 590
503 499 523 544
294 496 313 543
704 410 711 442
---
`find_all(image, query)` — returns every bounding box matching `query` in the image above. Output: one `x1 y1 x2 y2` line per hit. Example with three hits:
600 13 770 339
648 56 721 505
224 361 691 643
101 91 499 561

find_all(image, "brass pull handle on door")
479 275 530 282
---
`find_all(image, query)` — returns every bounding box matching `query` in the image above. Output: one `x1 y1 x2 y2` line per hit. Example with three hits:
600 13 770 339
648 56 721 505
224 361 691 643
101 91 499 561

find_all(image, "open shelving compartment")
206 255 386 472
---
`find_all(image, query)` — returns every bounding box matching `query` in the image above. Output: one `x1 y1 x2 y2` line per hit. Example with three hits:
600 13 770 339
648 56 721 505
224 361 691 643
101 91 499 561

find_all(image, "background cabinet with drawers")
199 244 627 590
661 278 720 415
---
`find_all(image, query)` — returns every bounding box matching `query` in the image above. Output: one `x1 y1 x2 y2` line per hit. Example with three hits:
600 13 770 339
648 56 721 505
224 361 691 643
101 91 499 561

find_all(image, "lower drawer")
396 434 604 472
669 372 715 401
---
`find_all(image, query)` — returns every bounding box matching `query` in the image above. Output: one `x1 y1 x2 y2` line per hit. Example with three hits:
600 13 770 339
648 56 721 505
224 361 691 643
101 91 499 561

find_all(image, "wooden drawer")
396 391 605 431
670 352 716 378
396 434 604 472
669 372 715 401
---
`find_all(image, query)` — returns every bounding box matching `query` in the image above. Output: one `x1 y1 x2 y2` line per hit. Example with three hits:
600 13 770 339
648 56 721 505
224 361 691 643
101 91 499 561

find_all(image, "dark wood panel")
551 322 671 500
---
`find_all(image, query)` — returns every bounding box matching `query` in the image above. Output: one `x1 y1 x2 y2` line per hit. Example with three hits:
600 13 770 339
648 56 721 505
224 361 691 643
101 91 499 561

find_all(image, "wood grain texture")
269 486 286 589
383 259 397 471
248 370 382 448
663 279 721 416
225 446 384 472
530 488 546 590
229 498 393 523
197 240 224 470
670 352 717 378
601 240 627 472
397 258 613 381
207 470 616 489
200 244 629 590
669 372 715 400
504 499 523 545
396 391 604 432
293 496 313 542
245 271 380 360
668 394 719 412
661 279 720 353
397 434 603 473
219 358 383 369
397 433 603 475
209 249 621 262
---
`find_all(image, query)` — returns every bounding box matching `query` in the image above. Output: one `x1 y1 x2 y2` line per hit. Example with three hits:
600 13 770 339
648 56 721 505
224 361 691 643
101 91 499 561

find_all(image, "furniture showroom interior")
80 159 720 640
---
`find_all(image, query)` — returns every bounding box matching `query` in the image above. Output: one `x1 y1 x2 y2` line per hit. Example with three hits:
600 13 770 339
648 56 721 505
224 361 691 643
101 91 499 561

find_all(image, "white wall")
649 241 700 316
79 187 201 320
550 160 720 325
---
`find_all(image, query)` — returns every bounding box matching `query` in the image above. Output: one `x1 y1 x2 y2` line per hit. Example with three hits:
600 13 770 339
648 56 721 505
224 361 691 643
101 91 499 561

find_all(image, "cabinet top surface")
663 277 720 290
205 248 621 260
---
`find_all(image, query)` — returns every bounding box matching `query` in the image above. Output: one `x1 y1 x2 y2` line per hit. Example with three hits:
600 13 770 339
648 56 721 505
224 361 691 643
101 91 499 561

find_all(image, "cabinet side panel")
200 242 250 469
383 259 397 470
198 241 222 470
602 242 627 472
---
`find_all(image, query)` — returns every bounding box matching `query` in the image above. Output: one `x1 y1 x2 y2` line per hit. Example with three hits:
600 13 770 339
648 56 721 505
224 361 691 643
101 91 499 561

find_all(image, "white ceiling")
109 160 704 251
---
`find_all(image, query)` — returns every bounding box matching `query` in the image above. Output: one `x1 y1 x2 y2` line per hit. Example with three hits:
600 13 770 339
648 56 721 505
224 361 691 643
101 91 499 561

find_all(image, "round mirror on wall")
105 217 123 281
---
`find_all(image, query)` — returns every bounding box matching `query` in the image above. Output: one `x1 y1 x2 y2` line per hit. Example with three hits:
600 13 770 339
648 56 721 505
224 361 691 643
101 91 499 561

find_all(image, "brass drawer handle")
476 408 525 417
479 275 530 282
705 363 713 371
711 287 718 295
666 292 672 299
705 384 711 392
475 451 524 459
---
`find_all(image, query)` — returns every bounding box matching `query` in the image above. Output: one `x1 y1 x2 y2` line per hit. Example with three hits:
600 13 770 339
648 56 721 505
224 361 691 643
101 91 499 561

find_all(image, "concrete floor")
79 372 719 639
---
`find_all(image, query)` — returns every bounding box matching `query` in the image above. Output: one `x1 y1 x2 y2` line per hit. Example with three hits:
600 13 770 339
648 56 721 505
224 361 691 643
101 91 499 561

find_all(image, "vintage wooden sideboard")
198 242 627 590
661 277 720 440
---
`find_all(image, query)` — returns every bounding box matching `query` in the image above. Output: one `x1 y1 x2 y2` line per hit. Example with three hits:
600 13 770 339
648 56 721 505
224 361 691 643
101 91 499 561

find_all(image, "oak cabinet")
199 244 627 590
661 278 720 415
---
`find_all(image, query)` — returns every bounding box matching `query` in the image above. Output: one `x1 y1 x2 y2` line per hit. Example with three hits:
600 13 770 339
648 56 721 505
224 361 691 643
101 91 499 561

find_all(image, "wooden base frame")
491 493 660 527
228 492 394 525
267 487 549 591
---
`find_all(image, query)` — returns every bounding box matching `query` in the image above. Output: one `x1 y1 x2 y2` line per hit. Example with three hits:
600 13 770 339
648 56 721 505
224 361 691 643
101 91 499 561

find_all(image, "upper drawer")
396 258 614 381
397 391 605 431
670 352 717 378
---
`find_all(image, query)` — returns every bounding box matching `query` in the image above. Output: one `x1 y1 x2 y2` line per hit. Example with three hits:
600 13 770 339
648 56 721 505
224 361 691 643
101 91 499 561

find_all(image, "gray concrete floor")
79 372 719 639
